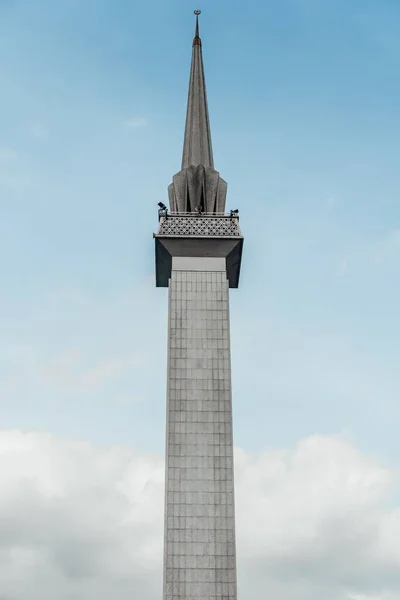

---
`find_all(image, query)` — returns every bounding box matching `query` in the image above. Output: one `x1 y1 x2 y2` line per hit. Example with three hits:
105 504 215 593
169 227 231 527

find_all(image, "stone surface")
168 165 227 214
154 216 244 289
163 257 237 600
172 257 226 271
167 17 227 214
181 28 213 171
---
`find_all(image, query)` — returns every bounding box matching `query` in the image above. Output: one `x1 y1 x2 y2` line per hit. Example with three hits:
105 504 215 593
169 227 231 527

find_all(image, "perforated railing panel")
157 215 241 237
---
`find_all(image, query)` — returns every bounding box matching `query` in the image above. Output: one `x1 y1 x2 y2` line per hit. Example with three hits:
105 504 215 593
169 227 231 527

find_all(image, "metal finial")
193 10 201 45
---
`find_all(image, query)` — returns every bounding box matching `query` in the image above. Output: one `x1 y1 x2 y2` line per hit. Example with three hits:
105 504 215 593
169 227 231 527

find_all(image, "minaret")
154 11 243 600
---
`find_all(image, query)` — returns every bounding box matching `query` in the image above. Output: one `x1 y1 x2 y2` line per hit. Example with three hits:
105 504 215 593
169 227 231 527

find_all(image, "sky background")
0 0 400 599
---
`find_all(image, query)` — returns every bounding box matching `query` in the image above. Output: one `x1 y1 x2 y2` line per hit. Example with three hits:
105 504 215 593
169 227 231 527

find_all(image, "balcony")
156 212 242 238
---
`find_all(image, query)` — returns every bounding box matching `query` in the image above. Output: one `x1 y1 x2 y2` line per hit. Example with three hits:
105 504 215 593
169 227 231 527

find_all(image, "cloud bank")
0 431 398 600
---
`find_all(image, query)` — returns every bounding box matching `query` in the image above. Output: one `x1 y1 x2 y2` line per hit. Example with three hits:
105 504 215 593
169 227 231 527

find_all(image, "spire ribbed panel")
181 43 214 170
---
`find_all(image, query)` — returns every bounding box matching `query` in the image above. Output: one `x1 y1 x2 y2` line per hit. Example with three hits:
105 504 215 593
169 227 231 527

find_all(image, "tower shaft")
163 257 237 599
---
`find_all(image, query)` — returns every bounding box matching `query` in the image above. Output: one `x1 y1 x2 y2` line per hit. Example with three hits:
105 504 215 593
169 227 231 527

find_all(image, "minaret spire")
194 9 200 43
182 10 214 170
168 10 227 214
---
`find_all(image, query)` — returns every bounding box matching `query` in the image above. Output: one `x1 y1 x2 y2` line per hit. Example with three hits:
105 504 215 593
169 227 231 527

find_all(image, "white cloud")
327 194 336 208
125 117 148 129
116 393 145 406
78 358 123 388
338 257 348 276
0 430 164 600
41 348 82 382
42 350 146 389
347 595 399 600
235 435 399 599
0 146 18 163
373 229 400 265
30 123 50 141
0 431 398 599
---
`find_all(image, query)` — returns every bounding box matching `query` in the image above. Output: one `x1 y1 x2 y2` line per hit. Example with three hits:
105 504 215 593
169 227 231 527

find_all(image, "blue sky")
1 0 400 457
0 0 400 457
1 1 400 598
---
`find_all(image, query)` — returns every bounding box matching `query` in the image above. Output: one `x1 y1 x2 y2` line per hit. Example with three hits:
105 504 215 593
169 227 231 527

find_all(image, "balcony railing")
156 211 242 238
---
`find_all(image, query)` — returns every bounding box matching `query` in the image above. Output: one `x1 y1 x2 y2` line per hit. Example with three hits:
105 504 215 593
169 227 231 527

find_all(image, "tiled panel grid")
163 267 237 600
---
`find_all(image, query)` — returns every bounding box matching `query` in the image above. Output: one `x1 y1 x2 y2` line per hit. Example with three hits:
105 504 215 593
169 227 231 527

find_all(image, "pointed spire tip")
193 10 201 46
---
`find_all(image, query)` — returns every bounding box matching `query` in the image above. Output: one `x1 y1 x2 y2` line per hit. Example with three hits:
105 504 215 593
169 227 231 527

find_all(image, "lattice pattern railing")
157 215 241 237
